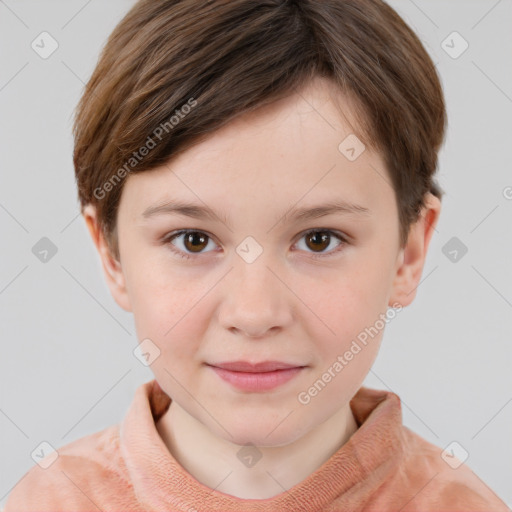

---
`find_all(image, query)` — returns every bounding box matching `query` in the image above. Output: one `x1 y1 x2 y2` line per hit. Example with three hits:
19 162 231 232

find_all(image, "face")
86 76 439 447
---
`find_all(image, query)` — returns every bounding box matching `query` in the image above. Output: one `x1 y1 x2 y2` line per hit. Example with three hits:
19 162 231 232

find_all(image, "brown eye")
165 230 217 259
304 231 331 252
295 229 347 258
182 231 209 253
165 228 347 261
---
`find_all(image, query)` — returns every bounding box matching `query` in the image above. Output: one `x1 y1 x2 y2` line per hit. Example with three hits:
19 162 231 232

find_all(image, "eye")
293 229 347 259
163 230 218 259
163 228 348 260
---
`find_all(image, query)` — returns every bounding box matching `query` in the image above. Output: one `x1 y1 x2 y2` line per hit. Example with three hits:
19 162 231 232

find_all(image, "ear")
82 204 132 312
388 192 441 308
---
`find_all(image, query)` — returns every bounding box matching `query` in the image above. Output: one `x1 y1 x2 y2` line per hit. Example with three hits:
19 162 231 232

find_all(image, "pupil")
308 231 329 252
186 232 207 252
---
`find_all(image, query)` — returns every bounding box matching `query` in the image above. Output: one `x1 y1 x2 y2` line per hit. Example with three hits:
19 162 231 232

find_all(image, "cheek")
299 274 389 416
125 259 207 356
307 265 390 330
302 257 393 365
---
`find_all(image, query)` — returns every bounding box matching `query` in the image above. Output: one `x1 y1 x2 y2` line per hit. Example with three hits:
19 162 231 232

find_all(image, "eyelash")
162 228 348 261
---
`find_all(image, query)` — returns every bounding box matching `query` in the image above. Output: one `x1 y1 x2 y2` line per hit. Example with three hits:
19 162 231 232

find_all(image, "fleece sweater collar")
119 379 404 512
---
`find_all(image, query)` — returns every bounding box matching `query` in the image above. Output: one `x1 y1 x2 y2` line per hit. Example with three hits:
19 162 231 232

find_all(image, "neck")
156 399 359 500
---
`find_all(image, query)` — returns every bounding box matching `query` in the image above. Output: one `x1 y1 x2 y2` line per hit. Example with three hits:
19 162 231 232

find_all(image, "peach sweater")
4 379 509 511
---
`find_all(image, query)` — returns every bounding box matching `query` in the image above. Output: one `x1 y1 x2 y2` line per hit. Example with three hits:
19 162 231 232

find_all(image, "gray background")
1 0 511 508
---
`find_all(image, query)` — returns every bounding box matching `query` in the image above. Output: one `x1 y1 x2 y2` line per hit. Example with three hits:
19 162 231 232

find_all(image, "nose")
218 255 293 339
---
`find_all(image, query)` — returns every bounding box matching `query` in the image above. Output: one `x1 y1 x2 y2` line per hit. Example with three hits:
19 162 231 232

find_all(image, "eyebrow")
141 198 371 226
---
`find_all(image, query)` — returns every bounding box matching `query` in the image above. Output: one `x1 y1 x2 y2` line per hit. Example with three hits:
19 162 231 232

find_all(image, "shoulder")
4 424 138 512
398 427 510 511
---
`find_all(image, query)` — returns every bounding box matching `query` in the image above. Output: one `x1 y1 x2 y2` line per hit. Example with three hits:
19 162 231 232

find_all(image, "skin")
83 75 441 499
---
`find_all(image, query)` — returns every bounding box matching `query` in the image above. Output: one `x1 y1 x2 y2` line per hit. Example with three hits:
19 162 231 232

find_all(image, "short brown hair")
73 0 447 261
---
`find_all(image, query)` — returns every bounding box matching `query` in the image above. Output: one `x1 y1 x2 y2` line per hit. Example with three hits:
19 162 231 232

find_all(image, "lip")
209 360 304 372
206 361 306 392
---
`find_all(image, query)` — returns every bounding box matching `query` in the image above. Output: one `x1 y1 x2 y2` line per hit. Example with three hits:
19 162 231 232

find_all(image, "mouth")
207 360 306 372
205 361 307 392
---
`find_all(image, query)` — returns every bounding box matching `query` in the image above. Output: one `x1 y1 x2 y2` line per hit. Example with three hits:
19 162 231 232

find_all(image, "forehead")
119 76 395 224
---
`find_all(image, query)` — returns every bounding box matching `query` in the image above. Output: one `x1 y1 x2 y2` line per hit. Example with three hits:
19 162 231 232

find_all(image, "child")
5 0 509 510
